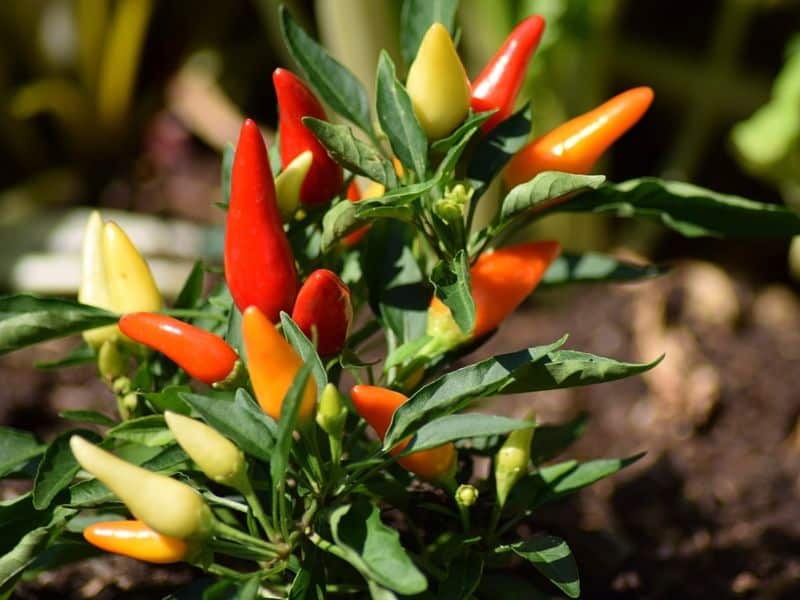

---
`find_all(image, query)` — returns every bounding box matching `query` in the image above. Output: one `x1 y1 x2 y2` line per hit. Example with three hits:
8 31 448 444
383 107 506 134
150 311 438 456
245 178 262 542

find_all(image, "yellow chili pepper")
78 211 118 349
406 23 471 140
241 306 317 423
70 436 213 541
83 520 190 564
495 423 535 507
274 149 313 218
103 221 162 314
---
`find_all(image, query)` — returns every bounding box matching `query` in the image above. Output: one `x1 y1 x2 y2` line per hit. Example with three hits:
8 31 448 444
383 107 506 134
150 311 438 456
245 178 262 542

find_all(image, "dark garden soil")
3 261 799 599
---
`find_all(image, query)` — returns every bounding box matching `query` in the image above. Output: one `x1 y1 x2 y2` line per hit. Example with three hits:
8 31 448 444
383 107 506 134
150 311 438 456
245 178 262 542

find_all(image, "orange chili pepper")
350 384 455 483
504 87 654 188
83 520 189 564
428 241 561 343
241 305 316 422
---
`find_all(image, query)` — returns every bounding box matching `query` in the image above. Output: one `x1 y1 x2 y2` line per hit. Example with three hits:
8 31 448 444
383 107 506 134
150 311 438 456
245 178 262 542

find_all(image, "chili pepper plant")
2 4 800 599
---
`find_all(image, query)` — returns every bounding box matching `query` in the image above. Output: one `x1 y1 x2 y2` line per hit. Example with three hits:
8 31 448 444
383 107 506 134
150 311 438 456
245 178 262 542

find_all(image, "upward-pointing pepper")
504 87 654 188
350 385 456 484
274 68 344 206
225 119 298 321
471 15 546 133
406 23 471 140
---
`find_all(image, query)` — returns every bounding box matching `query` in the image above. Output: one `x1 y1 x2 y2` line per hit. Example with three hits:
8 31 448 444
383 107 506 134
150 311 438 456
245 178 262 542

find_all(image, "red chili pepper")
225 118 298 321
504 87 654 188
471 15 546 133
291 269 352 356
119 313 240 386
273 68 344 206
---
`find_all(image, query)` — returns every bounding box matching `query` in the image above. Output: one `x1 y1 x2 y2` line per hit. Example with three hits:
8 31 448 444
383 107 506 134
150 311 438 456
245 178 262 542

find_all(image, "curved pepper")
495 423 535 507
70 436 213 541
274 68 344 206
103 221 162 314
406 23 471 140
350 384 456 483
119 312 242 386
291 269 352 356
504 87 654 188
241 306 317 422
164 411 248 491
471 15 546 133
78 211 118 349
428 241 561 347
84 520 189 564
225 118 299 321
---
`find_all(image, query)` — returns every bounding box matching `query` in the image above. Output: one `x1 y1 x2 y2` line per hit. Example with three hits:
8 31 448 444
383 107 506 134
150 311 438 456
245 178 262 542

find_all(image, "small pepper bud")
70 436 213 541
434 184 472 223
406 23 471 140
316 383 347 438
274 150 313 218
97 340 125 380
455 484 479 508
164 411 248 493
494 422 535 507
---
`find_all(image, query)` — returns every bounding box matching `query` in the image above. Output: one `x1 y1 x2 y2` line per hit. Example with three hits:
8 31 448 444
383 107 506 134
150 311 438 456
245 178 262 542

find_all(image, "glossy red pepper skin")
471 15 545 133
119 313 238 385
273 68 344 206
291 269 352 356
225 118 298 321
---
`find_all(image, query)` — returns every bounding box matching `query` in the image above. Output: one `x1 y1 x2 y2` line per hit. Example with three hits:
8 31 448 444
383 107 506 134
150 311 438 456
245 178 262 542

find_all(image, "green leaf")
502 350 661 395
322 200 364 251
288 547 326 600
0 505 75 594
438 553 483 600
356 179 440 210
304 118 397 187
530 413 589 464
225 304 245 360
174 261 205 310
430 111 494 155
402 414 534 454
400 0 459 67
181 390 276 463
35 344 95 370
0 428 43 479
376 51 427 180
280 312 328 399
0 295 117 355
500 171 606 223
108 415 173 447
541 252 665 287
508 535 580 598
435 121 481 179
280 6 372 133
143 384 192 414
270 364 313 490
384 337 568 448
430 250 474 334
362 222 430 345
548 177 800 238
58 410 117 427
33 429 101 510
467 102 533 197
329 498 427 594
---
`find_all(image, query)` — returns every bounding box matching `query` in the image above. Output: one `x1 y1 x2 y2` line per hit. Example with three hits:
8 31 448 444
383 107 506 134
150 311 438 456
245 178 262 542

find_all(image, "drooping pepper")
504 86 654 188
495 422 535 507
103 221 162 314
83 520 190 564
350 384 456 483
291 269 352 356
273 68 344 206
119 312 242 387
164 411 248 491
274 149 313 217
471 15 546 133
78 211 117 349
428 241 561 348
70 436 213 541
225 118 299 321
241 305 317 422
406 23 471 140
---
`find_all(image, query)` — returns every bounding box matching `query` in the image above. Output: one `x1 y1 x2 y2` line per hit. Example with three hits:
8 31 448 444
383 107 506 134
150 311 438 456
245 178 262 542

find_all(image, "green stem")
212 520 282 557
207 563 251 580
458 503 470 533
309 532 349 561
240 479 279 542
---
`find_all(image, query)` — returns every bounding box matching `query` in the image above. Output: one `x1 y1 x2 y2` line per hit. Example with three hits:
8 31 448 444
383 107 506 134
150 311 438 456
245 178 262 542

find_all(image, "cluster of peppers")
71 14 653 567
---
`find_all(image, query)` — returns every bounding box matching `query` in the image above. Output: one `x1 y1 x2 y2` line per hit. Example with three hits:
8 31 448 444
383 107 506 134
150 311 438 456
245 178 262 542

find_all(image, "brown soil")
3 262 800 599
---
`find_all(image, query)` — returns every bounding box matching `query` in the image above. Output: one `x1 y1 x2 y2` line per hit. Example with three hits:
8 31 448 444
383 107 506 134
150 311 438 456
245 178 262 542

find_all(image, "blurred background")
1 0 800 598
